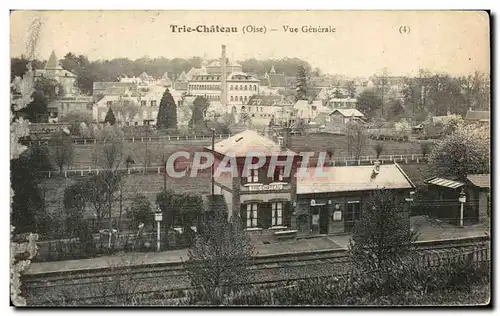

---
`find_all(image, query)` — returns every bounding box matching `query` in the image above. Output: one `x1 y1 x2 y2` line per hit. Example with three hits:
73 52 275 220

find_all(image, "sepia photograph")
9 10 491 307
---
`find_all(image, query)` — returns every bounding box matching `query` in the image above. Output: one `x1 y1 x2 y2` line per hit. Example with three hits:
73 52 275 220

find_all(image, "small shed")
423 174 490 225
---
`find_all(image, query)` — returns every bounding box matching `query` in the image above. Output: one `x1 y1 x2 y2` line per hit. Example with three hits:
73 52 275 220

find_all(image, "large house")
35 50 78 96
34 51 94 122
92 87 186 126
188 72 260 104
92 82 137 97
206 130 299 238
205 130 416 239
261 66 288 89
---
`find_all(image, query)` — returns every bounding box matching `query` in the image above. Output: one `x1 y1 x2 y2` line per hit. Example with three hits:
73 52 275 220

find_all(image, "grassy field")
42 172 212 218
67 133 426 168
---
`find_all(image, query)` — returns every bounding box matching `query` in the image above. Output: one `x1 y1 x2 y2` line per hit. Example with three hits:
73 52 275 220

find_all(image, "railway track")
22 236 490 305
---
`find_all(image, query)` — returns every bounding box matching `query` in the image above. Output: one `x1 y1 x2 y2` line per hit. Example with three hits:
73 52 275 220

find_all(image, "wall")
295 189 411 236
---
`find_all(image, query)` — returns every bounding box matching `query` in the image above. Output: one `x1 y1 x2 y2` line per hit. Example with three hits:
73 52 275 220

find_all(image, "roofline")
394 163 416 189
204 146 298 158
296 186 414 195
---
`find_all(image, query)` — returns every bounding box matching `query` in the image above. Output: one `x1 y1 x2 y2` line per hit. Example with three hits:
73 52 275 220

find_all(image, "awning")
424 177 464 189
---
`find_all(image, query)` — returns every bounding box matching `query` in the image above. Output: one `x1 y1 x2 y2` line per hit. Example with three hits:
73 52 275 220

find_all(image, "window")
278 167 284 181
239 96 243 102
247 168 259 183
246 204 258 228
272 203 283 226
151 100 157 106
244 85 248 91
244 96 248 102
141 100 146 106
230 96 234 101
106 101 112 106
235 85 239 91
230 85 233 90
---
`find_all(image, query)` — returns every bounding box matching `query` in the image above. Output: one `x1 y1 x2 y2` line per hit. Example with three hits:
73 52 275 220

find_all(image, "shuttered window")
272 203 283 226
246 204 258 228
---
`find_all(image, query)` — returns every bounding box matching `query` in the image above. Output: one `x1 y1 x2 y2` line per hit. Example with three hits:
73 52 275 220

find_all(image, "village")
10 11 491 307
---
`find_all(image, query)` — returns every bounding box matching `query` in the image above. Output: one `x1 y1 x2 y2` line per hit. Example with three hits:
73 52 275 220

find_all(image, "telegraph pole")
163 154 167 194
211 128 215 197
162 154 168 250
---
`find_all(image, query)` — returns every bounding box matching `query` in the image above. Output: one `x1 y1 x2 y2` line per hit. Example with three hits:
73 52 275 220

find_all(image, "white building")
92 87 186 126
293 100 325 122
187 61 260 108
35 50 79 96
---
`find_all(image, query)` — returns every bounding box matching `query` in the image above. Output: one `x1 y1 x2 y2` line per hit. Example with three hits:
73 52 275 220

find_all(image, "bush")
206 254 490 306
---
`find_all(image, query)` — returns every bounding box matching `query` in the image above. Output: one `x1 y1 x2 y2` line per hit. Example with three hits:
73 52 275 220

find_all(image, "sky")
10 10 490 77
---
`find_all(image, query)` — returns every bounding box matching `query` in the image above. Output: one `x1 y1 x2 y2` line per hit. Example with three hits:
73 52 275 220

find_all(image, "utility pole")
118 181 123 232
144 126 149 169
163 154 167 193
162 154 168 250
211 128 216 197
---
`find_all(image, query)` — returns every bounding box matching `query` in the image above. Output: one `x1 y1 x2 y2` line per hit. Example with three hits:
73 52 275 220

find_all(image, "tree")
427 125 490 180
128 195 153 228
83 174 109 232
346 120 367 160
373 143 384 159
104 107 117 125
356 89 383 119
346 80 356 98
333 88 344 99
190 96 209 129
186 196 255 303
386 98 405 121
349 189 419 272
11 153 45 234
59 112 93 136
63 181 87 237
239 111 251 126
420 142 431 158
50 129 74 173
394 118 412 141
17 76 63 123
157 88 177 131
114 98 139 126
10 19 43 306
295 65 308 102
268 115 275 128
156 190 204 249
91 124 125 241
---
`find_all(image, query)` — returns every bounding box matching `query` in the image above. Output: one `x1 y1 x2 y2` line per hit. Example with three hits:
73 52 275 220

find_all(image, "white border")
3 1 497 315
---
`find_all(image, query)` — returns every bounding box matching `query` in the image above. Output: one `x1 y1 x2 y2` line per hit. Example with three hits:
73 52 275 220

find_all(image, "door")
319 206 329 235
344 201 361 233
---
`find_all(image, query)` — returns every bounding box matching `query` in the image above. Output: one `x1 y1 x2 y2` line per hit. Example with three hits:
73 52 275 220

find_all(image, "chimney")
221 45 228 108
371 160 380 179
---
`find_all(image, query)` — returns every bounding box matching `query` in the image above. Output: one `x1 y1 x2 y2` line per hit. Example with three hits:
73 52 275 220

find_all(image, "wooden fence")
34 229 196 263
40 153 427 179
21 134 233 146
